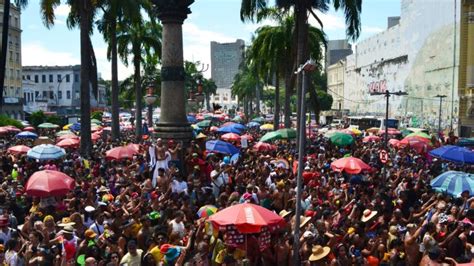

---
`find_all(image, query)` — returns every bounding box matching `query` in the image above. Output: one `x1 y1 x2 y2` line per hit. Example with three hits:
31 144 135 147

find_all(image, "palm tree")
232 56 263 118
97 0 141 142
117 17 161 140
241 0 361 130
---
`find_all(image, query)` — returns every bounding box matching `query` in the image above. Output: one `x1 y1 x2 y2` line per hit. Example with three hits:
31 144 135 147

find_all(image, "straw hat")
278 210 292 219
300 216 311 229
361 209 378 223
58 217 75 227
59 225 74 235
308 245 331 261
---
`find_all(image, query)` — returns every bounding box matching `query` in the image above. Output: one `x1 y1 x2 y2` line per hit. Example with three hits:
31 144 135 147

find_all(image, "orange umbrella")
105 146 138 160
7 145 31 154
57 138 80 148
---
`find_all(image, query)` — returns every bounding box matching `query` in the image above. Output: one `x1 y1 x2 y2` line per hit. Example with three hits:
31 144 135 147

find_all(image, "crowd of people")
0 119 472 266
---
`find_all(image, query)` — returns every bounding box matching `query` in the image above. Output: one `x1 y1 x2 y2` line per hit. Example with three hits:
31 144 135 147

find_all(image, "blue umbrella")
246 122 260 128
187 115 197 123
205 140 239 155
27 144 66 160
70 122 81 132
429 145 474 164
229 123 246 131
431 171 474 197
217 126 242 134
16 131 38 139
230 153 240 165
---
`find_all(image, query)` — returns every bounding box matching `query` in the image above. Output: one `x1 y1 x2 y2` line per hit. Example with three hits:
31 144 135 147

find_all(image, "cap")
84 229 97 239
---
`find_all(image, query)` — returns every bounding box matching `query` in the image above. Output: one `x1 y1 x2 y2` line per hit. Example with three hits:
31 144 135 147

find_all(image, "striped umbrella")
197 205 218 218
27 144 66 160
431 171 474 197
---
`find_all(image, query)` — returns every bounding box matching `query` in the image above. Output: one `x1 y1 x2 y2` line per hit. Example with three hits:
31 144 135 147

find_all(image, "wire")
326 88 384 104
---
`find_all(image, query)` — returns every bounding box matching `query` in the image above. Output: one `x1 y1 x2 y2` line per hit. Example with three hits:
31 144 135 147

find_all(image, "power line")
326 88 384 104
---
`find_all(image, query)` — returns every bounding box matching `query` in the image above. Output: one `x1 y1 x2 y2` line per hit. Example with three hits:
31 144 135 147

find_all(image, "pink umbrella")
388 139 400 146
56 138 80 148
7 145 31 155
57 134 79 141
252 142 276 152
362 135 381 143
331 157 371 174
25 170 75 197
221 133 241 142
105 146 138 160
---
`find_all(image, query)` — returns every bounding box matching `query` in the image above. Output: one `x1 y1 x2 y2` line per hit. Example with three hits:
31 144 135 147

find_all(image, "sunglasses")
111 255 118 259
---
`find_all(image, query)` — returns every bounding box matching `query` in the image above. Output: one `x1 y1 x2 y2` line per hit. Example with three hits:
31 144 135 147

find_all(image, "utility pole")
435 95 447 137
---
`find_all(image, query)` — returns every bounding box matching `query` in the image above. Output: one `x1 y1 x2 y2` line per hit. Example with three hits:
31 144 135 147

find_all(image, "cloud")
308 11 345 30
54 19 65 25
22 42 79 66
93 46 134 81
182 23 237 78
54 4 71 17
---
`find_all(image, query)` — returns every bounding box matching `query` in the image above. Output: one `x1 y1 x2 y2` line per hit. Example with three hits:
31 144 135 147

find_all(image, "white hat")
85 206 96 212
361 209 378 223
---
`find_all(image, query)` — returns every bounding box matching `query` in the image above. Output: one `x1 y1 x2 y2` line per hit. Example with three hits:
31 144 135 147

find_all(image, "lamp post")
435 95 447 137
293 59 317 265
144 87 157 128
370 90 408 147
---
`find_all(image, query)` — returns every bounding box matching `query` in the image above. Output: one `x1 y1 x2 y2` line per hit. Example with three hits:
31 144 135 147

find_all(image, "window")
15 52 19 63
23 93 27 101
9 51 12 61
16 70 20 80
26 75 30 80
57 74 62 82
66 74 70 83
74 74 79 82
67 90 71 99
34 75 39 83
49 91 54 99
15 88 19 96
49 74 53 82
42 75 46 83
14 17 18 28
35 91 39 98
42 91 47 98
58 91 62 99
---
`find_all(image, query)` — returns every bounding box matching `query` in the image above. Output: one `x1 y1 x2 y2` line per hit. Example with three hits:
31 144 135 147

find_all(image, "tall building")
327 60 346 116
0 0 23 119
458 0 474 137
210 39 244 110
342 0 460 130
325 39 352 69
22 65 107 115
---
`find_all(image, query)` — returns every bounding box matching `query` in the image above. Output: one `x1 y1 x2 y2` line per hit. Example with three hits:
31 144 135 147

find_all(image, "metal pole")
450 0 456 131
148 104 153 128
435 95 447 137
385 90 389 148
293 70 307 265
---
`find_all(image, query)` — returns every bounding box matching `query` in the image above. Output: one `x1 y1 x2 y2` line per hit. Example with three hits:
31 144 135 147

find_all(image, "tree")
97 0 141 141
231 56 264 118
117 16 162 140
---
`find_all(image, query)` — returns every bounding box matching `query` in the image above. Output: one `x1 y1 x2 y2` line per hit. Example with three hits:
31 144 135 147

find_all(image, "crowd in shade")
0 114 472 266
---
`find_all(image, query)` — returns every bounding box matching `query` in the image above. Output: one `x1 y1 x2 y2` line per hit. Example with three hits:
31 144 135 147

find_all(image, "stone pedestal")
153 0 194 142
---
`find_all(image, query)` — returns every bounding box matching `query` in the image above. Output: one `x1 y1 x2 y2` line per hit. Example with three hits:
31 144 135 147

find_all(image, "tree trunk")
249 98 254 117
255 84 261 115
243 96 249 118
205 92 211 111
0 0 11 113
273 69 280 128
134 47 143 141
110 19 120 141
284 70 292 128
79 0 92 157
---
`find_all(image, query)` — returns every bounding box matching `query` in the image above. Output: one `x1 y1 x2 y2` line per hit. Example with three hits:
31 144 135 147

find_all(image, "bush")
28 111 46 127
0 115 24 129
91 111 103 121
46 115 64 127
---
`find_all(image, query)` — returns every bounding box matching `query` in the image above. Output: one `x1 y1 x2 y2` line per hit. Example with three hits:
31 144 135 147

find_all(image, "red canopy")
362 135 381 143
24 126 35 132
241 134 254 142
57 134 79 141
105 146 138 160
397 136 432 153
56 138 80 148
221 133 241 142
331 157 371 174
388 139 400 146
7 145 31 154
252 142 276 152
209 203 285 233
25 170 75 197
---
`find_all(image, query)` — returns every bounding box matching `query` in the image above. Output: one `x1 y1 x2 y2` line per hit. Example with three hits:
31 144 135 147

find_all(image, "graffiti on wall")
368 80 387 94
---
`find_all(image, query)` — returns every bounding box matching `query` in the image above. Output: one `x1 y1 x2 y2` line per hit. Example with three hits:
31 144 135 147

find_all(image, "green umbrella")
330 132 354 146
406 132 431 139
38 123 59 129
196 120 211 128
401 129 414 137
232 116 243 122
276 128 297 139
91 119 101 125
251 117 265 123
260 131 281 142
56 130 73 137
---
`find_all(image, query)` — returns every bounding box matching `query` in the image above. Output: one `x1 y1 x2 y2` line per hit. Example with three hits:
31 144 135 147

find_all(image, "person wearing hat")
305 245 331 265
88 212 105 239
120 240 143 266
0 217 14 244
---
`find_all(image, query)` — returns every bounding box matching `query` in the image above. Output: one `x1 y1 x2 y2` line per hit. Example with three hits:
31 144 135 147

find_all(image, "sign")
379 149 388 164
368 80 387 94
241 138 248 148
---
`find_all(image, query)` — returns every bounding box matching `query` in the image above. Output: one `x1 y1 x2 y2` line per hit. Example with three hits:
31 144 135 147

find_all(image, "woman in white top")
5 239 19 266
168 211 186 239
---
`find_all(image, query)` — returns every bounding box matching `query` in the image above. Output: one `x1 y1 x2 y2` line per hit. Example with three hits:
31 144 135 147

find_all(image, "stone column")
153 0 194 142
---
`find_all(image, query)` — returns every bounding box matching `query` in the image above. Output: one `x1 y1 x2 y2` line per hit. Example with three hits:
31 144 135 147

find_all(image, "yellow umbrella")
63 124 72 130
366 127 379 133
191 124 199 130
260 124 274 131
196 133 207 139
350 128 362 135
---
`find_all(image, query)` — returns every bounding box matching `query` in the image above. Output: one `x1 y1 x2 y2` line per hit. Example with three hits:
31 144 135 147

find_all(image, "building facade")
458 0 474 137
0 0 23 119
325 39 352 69
210 39 244 110
22 65 107 115
343 0 460 131
327 60 346 113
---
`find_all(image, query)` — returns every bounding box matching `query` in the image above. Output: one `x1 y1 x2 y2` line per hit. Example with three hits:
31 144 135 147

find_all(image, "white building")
343 0 460 130
22 65 107 115
210 88 238 110
327 60 346 112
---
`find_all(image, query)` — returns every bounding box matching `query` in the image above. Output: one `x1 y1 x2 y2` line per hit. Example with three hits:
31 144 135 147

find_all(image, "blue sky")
20 0 400 80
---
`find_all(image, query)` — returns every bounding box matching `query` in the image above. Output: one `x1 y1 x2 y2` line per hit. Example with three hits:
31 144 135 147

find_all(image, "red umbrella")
24 126 35 132
388 139 400 146
379 128 401 135
210 126 219 132
252 142 276 152
7 145 31 154
127 143 141 153
339 129 356 136
209 203 285 233
221 133 241 142
91 133 101 142
4 126 20 133
25 170 75 197
362 135 381 143
56 138 80 148
0 127 9 134
241 134 254 142
105 146 138 160
331 157 371 174
57 134 79 141
397 137 432 153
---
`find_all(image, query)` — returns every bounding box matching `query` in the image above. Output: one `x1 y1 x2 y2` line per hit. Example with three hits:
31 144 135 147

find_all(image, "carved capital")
152 0 194 24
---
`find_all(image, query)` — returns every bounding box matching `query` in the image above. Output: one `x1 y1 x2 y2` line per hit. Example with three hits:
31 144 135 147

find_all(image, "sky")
20 0 401 80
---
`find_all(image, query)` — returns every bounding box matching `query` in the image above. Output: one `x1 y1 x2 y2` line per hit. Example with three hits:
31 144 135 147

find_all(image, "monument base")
154 122 193 143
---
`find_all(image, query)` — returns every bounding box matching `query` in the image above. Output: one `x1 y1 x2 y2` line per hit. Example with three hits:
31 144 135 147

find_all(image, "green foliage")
28 111 47 127
46 115 63 126
91 111 103 121
0 115 23 129
317 90 333 111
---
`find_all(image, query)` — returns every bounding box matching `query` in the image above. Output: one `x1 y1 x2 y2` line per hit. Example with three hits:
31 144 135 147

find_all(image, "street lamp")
144 87 157 128
435 95 447 137
293 59 317 265
370 90 408 147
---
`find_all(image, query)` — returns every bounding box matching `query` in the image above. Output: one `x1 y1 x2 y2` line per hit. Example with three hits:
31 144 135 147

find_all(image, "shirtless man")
404 221 426 266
